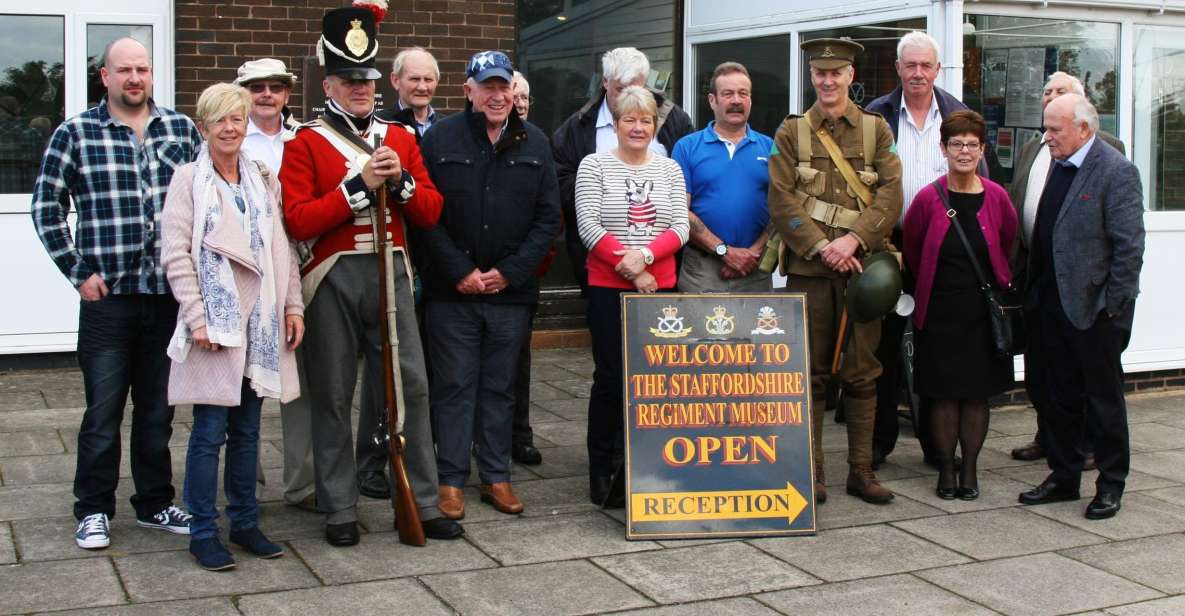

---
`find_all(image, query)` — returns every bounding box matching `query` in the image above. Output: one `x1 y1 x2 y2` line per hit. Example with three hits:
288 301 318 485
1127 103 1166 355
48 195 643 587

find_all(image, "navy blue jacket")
419 105 561 304
864 85 989 177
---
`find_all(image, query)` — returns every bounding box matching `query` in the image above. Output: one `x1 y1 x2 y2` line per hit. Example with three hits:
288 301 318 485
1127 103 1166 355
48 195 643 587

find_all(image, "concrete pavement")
1 348 1184 615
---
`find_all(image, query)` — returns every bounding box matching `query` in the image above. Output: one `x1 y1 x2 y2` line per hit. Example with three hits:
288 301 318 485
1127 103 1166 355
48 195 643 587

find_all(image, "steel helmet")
846 251 903 323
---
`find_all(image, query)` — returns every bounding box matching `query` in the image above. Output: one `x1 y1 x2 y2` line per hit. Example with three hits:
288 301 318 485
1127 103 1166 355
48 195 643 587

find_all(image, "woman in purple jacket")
903 110 1018 501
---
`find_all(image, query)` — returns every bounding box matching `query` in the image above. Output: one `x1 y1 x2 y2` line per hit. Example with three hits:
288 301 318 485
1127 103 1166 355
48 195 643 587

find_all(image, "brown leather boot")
814 464 827 504
842 394 893 503
438 485 465 520
811 399 826 504
480 482 524 514
846 466 894 503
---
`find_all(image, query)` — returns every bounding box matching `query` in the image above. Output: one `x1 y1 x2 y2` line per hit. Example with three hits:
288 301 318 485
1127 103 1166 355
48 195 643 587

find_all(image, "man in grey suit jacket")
1017 94 1145 520
1008 71 1125 465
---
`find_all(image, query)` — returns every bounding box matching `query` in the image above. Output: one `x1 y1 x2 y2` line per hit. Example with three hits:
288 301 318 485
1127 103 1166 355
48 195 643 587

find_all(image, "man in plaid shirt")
31 37 202 551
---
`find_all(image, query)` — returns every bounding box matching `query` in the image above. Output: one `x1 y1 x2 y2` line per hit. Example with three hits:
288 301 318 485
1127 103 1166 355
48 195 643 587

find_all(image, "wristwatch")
640 247 655 265
714 243 728 257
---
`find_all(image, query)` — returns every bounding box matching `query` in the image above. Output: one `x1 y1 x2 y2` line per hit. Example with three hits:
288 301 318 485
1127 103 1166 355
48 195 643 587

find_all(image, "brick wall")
989 368 1185 408
174 0 517 118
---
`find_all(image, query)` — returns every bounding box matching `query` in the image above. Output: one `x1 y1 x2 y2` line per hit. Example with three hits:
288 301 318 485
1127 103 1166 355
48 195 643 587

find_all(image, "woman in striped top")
574 85 689 508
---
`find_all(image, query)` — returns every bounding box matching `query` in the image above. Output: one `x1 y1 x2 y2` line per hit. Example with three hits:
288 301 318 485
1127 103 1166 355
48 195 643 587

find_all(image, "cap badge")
345 19 369 57
821 46 835 58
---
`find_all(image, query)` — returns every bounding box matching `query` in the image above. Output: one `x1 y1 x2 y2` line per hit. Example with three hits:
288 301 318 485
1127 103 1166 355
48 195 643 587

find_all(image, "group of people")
31 2 1144 572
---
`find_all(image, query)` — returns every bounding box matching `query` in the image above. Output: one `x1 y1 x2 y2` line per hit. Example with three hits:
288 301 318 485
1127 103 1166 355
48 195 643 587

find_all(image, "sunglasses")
246 82 289 94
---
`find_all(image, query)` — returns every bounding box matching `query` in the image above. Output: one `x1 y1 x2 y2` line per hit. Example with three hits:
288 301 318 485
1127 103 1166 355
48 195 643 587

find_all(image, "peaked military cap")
801 37 863 70
318 7 381 80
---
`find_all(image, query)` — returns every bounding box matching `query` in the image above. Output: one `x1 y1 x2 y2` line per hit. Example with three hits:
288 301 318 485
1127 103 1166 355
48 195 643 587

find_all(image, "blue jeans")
74 294 178 521
184 379 263 540
427 301 530 487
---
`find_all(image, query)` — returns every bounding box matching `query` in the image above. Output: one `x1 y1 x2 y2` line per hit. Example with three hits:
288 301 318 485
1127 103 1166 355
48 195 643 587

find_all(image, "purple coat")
903 175 1018 329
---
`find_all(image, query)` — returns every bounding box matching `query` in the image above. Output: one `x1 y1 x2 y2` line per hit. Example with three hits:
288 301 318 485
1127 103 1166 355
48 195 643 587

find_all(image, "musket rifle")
371 133 426 546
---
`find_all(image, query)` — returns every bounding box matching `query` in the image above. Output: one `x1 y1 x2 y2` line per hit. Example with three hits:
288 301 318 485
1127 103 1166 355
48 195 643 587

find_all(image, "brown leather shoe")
814 464 827 504
480 482 524 514
1011 440 1045 461
846 466 894 503
438 486 465 520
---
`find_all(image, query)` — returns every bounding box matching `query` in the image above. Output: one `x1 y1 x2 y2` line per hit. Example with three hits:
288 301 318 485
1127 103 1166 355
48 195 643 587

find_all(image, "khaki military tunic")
768 100 902 467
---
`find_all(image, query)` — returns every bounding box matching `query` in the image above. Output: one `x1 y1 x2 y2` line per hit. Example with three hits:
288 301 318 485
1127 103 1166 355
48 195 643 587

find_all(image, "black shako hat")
318 7 382 80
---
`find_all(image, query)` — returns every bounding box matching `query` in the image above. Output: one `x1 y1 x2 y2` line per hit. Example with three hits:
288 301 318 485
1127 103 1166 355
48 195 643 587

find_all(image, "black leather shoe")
935 486 957 500
589 474 625 509
358 471 390 500
956 487 980 501
325 521 359 547
422 517 465 539
1085 492 1121 520
512 443 543 466
1019 479 1080 505
1011 440 1045 461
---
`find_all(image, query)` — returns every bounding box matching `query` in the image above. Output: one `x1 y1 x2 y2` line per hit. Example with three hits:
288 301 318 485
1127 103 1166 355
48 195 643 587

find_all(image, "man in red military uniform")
280 5 462 546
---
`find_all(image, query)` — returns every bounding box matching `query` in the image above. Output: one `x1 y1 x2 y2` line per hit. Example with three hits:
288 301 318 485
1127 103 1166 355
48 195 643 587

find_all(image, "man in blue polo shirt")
673 61 773 292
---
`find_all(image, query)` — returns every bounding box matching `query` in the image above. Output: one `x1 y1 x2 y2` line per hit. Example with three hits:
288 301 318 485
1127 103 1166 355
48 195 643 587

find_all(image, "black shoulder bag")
931 180 1026 357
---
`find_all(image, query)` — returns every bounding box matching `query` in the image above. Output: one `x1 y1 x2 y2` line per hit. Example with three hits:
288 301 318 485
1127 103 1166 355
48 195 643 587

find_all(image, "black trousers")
872 311 908 456
512 303 539 448
1037 296 1132 495
74 294 178 520
585 286 627 478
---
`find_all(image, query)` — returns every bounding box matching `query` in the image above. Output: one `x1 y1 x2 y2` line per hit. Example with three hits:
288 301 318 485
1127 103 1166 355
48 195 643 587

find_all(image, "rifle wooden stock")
372 135 426 546
825 306 851 411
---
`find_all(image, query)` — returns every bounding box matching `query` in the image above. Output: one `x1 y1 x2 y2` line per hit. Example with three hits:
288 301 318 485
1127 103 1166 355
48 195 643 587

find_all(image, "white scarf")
167 145 283 400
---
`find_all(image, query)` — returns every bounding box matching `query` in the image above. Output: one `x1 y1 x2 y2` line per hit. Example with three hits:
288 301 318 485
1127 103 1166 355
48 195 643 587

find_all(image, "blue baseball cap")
467 51 514 83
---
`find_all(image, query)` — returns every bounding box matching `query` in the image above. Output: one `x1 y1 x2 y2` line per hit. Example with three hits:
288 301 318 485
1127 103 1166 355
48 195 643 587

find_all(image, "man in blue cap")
418 51 561 519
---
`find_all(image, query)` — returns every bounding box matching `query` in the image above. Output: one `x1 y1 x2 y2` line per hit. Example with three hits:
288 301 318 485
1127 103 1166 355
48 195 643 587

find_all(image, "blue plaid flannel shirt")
31 98 202 294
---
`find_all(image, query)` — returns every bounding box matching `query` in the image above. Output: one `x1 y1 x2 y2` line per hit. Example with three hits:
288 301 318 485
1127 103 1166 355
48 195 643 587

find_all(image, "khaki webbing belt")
809 198 860 229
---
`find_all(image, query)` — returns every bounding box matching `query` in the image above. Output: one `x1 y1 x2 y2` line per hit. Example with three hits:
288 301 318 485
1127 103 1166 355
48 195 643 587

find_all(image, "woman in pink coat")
162 83 304 571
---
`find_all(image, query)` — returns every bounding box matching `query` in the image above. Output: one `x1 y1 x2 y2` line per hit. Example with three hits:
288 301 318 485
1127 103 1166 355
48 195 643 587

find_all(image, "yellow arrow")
630 483 809 524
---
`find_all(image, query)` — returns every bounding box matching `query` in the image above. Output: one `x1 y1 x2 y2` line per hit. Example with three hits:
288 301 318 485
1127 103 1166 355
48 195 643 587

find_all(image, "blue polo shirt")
671 121 772 248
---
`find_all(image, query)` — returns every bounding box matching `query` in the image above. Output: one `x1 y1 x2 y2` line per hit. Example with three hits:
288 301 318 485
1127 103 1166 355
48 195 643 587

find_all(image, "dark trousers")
872 311 908 457
74 294 178 521
1037 297 1132 495
585 286 628 478
184 379 262 540
512 304 539 448
427 301 531 487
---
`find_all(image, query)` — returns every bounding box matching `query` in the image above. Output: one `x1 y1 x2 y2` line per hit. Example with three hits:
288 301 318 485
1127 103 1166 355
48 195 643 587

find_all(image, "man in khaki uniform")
768 38 903 504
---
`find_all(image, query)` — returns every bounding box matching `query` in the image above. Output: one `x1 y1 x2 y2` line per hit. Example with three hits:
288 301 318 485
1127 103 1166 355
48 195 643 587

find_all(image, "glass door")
799 18 928 111
1133 25 1185 212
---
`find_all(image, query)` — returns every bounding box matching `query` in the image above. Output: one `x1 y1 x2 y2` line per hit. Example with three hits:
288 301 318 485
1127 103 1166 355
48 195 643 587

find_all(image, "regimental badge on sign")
621 293 817 540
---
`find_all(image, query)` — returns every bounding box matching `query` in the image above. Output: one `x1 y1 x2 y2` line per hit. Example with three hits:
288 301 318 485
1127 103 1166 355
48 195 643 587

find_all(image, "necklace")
214 166 246 213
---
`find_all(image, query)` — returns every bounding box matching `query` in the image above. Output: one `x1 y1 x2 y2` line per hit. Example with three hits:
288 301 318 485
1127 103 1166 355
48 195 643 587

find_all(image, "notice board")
622 294 816 540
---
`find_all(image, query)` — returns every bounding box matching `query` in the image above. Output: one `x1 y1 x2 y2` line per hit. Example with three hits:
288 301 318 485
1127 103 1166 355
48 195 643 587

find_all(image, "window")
799 18 927 112
962 15 1120 186
0 15 64 194
1134 25 1185 212
694 35 790 137
86 24 153 109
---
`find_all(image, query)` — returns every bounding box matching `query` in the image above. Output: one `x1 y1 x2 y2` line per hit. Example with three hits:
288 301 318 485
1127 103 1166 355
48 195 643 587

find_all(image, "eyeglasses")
246 82 289 94
946 140 982 152
513 94 535 105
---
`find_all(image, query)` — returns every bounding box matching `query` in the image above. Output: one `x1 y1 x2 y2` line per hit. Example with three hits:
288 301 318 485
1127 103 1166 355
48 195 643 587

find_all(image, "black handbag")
931 180 1026 357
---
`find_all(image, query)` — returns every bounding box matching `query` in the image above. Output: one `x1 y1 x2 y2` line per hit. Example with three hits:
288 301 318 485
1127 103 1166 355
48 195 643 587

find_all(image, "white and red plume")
352 0 388 23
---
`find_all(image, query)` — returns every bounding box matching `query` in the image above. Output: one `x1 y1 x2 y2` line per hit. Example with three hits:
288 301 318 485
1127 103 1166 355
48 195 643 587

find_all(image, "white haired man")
512 71 531 121
377 46 441 138
1008 71 1125 466
863 31 985 468
551 47 693 292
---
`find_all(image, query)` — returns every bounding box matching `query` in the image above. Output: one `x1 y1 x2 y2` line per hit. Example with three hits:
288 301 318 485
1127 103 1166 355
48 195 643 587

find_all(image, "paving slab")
1127 423 1185 453
236 578 453 616
1025 492 1185 540
883 472 1035 513
113 548 319 602
983 408 1040 436
528 382 572 402
517 444 588 479
0 406 84 432
819 453 922 486
754 573 998 616
0 483 74 522
0 523 14 564
1063 533 1185 594
917 552 1162 616
532 397 588 421
530 419 587 446
1130 450 1185 483
815 491 946 531
546 378 592 398
288 530 497 585
13 514 188 562
609 596 783 615
1106 595 1185 615
37 597 240 616
0 430 64 457
60 423 193 452
593 542 820 604
750 524 970 582
893 507 1106 560
422 559 653 616
0 557 126 614
992 465 1180 494
510 475 601 517
0 391 47 412
1142 486 1185 507
463 510 658 565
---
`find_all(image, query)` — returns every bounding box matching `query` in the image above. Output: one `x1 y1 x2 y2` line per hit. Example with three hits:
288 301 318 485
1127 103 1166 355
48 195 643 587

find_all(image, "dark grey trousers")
303 254 441 525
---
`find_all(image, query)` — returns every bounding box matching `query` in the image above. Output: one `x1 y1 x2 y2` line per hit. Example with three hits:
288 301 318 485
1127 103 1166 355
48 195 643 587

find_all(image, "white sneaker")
75 513 110 549
136 505 192 535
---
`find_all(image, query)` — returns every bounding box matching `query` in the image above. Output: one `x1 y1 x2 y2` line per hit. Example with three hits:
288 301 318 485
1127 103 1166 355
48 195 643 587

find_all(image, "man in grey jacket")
1017 94 1144 521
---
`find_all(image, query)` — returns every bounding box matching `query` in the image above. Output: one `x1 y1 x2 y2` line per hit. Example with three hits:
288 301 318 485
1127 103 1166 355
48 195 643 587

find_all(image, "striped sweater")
575 152 689 288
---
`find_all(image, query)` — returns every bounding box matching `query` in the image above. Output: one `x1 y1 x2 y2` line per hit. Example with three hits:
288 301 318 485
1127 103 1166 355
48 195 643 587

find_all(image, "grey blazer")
1024 137 1145 330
